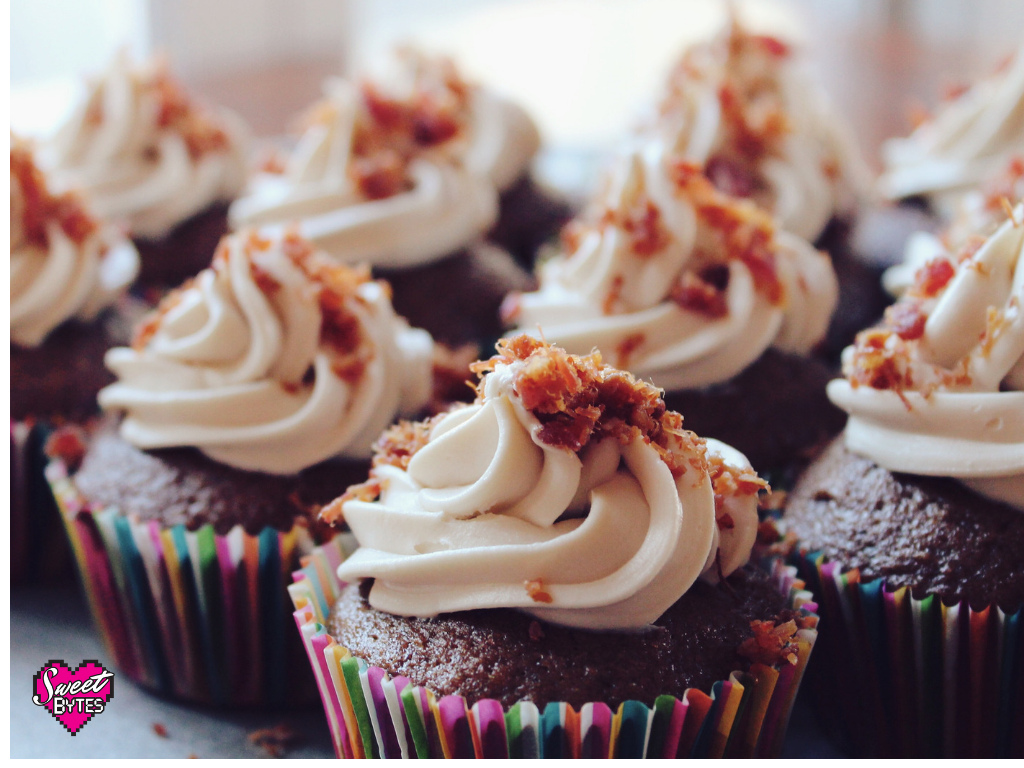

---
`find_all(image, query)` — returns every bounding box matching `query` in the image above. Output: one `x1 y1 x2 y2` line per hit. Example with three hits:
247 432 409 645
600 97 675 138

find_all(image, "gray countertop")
11 582 844 759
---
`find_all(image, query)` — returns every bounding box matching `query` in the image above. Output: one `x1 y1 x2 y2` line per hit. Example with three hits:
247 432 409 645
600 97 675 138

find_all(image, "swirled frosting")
508 146 837 392
649 19 862 243
228 51 539 268
880 45 1024 203
831 210 1024 510
11 141 139 347
98 230 434 474
327 336 765 630
884 156 1024 296
42 51 249 240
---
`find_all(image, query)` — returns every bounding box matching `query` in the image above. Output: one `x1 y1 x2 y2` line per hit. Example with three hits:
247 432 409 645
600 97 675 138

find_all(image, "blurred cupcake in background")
229 49 558 347
10 137 140 583
506 143 845 475
41 51 249 287
46 228 448 705
643 17 878 357
784 209 1024 757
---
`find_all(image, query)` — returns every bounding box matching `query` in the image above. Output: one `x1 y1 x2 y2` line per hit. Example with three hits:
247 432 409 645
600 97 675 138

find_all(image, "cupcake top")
324 335 767 630
11 140 139 347
229 50 540 268
506 146 837 392
829 209 1024 510
879 45 1024 204
649 18 862 242
42 51 248 240
885 156 1024 295
98 229 434 475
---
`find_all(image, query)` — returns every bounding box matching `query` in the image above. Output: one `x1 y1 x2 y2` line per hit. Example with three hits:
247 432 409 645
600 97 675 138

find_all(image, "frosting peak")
327 336 766 630
43 52 248 239
10 141 139 347
831 209 1024 510
509 146 837 391
98 230 434 474
229 50 539 268
651 19 862 242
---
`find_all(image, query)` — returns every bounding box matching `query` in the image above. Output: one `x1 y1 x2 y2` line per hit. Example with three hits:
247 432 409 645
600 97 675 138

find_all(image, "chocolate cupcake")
289 337 819 758
227 50 546 346
46 229 445 706
505 146 845 473
783 211 1024 756
643 18 882 355
10 139 140 583
41 51 249 287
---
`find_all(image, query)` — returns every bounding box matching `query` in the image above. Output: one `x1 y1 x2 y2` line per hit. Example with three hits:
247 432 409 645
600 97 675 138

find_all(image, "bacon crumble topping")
737 611 814 667
11 143 99 250
151 68 231 160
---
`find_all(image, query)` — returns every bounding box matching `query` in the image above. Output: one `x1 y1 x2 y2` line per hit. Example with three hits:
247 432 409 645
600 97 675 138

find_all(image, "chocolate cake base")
784 437 1024 610
488 174 575 269
664 349 847 476
329 565 787 710
380 244 536 349
11 300 143 423
133 202 231 287
73 430 368 537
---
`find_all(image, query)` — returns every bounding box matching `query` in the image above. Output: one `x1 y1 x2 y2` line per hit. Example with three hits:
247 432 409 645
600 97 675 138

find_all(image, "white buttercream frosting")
650 19 863 243
832 211 1024 510
880 44 1024 203
98 230 434 474
42 51 249 240
333 339 764 629
511 144 837 391
228 51 539 268
11 142 139 347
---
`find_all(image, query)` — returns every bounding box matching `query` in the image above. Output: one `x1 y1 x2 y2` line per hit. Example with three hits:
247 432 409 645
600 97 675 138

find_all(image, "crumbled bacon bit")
979 299 1017 357
373 413 451 471
132 282 192 349
152 723 169 738
983 156 1024 214
705 154 756 198
717 513 735 530
752 34 791 58
528 620 545 641
670 269 729 318
321 478 383 526
249 724 300 759
941 80 970 102
737 618 801 667
908 257 955 298
560 219 588 255
11 142 99 249
708 453 768 498
249 260 282 296
884 301 928 341
351 149 407 200
525 579 554 604
615 333 646 369
600 197 671 257
603 274 625 315
44 426 88 473
152 68 230 160
846 328 914 401
257 148 287 174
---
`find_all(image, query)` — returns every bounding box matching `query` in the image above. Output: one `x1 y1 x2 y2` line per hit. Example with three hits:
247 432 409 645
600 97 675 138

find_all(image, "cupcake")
228 50 551 346
290 337 819 758
45 228 443 705
505 145 845 474
41 51 249 287
11 138 140 583
783 210 1024 756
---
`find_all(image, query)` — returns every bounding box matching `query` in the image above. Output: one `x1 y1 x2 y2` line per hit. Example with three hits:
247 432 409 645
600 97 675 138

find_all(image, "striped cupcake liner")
793 549 1024 757
11 420 74 584
47 457 325 707
289 538 820 759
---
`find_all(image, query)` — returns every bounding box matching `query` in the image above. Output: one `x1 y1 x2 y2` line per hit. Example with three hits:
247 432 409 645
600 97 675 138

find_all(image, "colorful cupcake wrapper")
289 539 819 759
792 549 1024 757
11 420 73 584
47 458 324 707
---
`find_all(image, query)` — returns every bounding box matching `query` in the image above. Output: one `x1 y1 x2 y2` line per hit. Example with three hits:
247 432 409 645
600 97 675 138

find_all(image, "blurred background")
11 0 1024 183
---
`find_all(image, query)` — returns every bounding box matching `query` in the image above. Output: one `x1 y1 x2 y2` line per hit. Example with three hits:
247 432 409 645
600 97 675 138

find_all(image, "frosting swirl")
328 337 764 629
11 141 139 347
229 51 539 268
98 230 434 474
649 19 862 243
509 146 837 391
880 45 1024 203
42 52 249 240
831 210 1024 510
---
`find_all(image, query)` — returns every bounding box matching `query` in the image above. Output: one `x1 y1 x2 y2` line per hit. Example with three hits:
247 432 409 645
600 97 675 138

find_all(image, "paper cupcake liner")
792 548 1024 758
11 420 74 584
288 538 819 759
47 457 324 707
